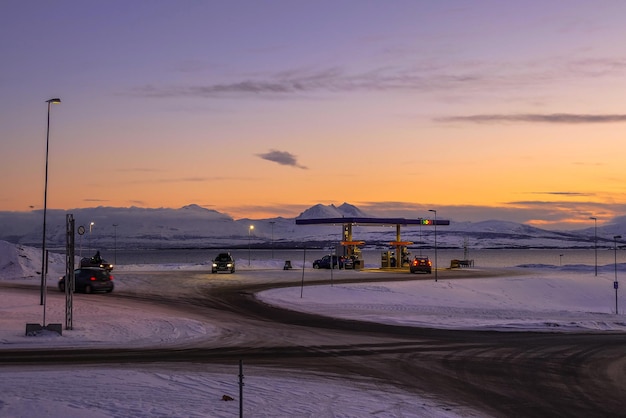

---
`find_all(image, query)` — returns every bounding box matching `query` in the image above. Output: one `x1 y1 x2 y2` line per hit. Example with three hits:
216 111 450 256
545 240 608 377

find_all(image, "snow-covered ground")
1 241 624 417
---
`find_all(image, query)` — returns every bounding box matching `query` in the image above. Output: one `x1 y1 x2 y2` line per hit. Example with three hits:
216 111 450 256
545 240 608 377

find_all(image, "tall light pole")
429 209 438 282
40 98 61 305
269 221 276 259
614 235 621 314
89 221 95 253
248 225 254 266
113 224 118 265
590 216 597 276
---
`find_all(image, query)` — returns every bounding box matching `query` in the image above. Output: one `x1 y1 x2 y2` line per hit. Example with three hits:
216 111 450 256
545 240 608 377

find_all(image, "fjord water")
107 248 623 269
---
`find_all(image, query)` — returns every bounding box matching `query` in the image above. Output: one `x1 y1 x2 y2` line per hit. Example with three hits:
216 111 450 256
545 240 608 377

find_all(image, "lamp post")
248 225 254 266
89 221 95 253
269 221 276 259
614 235 621 314
559 254 563 266
113 224 118 264
40 98 61 305
590 216 597 276
428 209 438 282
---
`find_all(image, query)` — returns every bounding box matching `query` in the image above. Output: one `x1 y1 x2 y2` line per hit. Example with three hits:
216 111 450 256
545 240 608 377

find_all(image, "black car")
312 255 348 269
58 268 114 293
80 253 114 271
410 257 432 274
212 252 235 273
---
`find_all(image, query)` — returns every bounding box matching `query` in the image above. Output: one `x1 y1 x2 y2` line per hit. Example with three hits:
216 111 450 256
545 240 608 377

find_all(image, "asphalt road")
2 268 626 417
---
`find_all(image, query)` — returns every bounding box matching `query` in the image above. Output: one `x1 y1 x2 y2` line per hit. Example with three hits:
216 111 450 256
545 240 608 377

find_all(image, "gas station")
295 216 450 269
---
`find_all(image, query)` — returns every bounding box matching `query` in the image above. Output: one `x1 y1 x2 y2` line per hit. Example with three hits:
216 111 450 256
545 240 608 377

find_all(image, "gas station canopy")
296 216 450 269
295 217 450 226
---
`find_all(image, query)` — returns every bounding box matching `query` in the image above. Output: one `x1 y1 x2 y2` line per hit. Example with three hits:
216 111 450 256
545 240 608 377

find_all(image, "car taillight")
428 261 432 266
90 276 96 281
412 260 418 266
109 275 114 280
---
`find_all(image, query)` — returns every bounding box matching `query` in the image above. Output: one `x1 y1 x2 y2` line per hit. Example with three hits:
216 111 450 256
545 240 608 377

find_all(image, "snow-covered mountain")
0 203 621 250
297 202 371 219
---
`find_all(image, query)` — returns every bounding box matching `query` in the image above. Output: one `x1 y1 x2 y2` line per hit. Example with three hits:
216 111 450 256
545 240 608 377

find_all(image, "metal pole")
590 217 597 276
113 224 118 264
429 209 438 282
41 101 51 304
238 359 244 418
270 221 275 259
43 250 48 326
614 235 621 314
248 225 254 266
40 98 60 305
301 246 306 298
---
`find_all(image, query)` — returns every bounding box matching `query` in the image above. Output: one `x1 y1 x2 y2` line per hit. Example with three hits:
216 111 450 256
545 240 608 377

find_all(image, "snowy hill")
297 202 371 219
0 203 620 250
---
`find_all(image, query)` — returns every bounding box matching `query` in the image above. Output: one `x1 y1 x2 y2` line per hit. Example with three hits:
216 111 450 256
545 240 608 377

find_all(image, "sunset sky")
2 1 626 229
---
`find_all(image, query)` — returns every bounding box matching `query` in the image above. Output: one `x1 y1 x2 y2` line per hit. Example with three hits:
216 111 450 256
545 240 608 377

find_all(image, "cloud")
129 66 489 99
128 54 626 102
526 191 594 197
256 149 307 169
123 176 256 185
353 200 626 230
435 113 626 124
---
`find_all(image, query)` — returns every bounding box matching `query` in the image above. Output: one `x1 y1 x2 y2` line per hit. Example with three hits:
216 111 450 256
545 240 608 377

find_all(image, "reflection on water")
102 247 622 269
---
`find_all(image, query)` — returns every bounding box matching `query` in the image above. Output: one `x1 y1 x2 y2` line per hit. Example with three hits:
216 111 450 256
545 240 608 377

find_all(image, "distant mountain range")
1 203 625 250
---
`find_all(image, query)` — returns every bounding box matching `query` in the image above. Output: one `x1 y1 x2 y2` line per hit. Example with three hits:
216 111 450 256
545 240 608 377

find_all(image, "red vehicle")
410 257 432 274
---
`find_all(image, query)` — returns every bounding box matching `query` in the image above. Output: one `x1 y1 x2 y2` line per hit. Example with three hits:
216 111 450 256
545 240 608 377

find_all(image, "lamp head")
46 98 61 104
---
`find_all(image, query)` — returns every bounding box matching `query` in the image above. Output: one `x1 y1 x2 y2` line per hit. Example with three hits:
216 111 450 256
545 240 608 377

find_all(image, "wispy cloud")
129 66 490 99
526 191 594 197
256 149 307 169
123 176 256 185
127 53 626 102
435 113 626 124
354 200 626 230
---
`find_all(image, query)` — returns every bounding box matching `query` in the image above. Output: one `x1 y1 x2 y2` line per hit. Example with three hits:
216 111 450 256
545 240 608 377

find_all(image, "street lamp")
590 217 597 276
113 224 118 264
428 209 438 282
89 221 95 252
248 225 254 266
269 221 276 259
40 97 61 305
559 254 563 266
614 235 621 314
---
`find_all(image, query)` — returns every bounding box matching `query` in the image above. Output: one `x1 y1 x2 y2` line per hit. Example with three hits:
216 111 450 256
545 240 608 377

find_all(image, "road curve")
2 268 626 417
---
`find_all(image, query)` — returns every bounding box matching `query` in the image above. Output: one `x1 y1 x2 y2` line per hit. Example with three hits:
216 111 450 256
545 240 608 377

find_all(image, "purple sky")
2 1 626 229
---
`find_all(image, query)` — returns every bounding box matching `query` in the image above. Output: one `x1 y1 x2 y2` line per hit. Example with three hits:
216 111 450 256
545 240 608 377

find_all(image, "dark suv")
410 257 432 274
312 255 349 269
212 252 235 273
58 268 114 293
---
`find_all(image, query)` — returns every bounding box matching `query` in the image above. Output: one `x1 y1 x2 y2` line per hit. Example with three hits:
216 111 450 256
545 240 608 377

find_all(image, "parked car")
410 256 432 274
58 268 114 293
212 252 235 273
312 255 348 269
80 251 114 271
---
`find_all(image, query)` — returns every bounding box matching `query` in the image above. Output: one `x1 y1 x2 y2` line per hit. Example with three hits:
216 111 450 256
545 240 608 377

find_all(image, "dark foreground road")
2 268 626 417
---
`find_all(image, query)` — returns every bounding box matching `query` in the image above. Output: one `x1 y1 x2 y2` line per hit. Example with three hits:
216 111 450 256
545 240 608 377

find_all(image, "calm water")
96 248 624 269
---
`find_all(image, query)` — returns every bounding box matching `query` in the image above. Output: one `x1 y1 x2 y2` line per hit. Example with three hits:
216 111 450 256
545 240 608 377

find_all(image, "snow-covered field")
1 241 624 417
